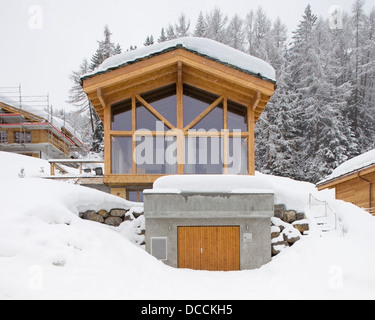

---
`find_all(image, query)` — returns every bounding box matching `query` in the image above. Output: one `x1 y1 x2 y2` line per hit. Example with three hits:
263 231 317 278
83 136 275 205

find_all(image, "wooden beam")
250 91 261 111
184 96 224 131
177 61 184 174
97 88 107 109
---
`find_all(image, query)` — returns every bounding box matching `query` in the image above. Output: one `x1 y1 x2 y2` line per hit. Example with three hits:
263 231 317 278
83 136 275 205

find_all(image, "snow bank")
150 173 331 212
1 153 375 299
83 37 276 83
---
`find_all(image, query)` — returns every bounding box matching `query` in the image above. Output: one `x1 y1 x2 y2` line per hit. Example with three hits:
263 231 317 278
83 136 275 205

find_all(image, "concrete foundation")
144 191 274 270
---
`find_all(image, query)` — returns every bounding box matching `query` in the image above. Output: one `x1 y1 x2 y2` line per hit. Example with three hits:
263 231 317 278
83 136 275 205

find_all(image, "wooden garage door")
178 226 240 271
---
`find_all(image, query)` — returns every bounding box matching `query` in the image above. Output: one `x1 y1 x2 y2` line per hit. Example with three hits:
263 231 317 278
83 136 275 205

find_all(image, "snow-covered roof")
82 37 276 83
318 149 375 186
145 175 275 195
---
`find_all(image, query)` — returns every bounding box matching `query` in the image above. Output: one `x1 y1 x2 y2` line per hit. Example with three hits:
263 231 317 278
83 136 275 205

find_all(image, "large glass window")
135 135 177 174
227 137 248 174
111 137 132 174
184 136 224 174
110 84 250 175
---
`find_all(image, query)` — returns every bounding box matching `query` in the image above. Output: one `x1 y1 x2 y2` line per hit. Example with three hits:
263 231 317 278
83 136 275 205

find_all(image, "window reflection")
111 137 132 174
136 135 177 174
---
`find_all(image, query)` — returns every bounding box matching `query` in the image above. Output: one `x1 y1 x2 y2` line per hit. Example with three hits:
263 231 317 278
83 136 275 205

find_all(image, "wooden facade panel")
178 226 240 271
335 172 375 210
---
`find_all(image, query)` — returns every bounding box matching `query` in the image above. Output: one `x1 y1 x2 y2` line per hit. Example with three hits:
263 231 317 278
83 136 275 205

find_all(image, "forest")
69 0 375 183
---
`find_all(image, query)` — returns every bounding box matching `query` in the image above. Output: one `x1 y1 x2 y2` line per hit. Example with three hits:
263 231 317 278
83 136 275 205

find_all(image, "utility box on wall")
144 188 274 271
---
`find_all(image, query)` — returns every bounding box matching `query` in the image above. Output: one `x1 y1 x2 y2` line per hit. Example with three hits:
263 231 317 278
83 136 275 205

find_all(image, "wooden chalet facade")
0 100 88 159
82 37 276 202
317 149 375 216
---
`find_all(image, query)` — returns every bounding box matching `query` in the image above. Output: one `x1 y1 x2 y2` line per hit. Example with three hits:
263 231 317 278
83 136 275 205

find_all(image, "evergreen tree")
158 28 168 43
91 25 120 71
68 25 121 154
144 35 154 46
175 13 190 37
205 7 228 43
194 11 207 37
227 14 245 50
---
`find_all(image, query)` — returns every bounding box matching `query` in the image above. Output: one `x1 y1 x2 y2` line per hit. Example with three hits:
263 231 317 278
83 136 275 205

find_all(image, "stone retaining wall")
271 204 310 256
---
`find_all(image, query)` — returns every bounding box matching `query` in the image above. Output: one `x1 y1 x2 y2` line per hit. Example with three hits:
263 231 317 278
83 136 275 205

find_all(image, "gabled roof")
82 37 276 83
317 149 375 189
82 37 276 123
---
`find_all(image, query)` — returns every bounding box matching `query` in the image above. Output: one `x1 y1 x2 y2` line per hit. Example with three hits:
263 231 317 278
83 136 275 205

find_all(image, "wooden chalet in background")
317 149 375 216
82 37 276 202
0 98 88 159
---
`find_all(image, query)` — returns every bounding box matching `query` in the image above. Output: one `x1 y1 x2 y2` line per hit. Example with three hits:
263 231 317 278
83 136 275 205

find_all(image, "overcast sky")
0 0 373 113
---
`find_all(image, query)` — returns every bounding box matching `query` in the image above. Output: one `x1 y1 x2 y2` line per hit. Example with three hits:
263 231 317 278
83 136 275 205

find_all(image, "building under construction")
0 86 88 159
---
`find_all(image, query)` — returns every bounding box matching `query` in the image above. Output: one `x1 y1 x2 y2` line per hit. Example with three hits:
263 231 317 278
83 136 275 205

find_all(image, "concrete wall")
144 192 274 270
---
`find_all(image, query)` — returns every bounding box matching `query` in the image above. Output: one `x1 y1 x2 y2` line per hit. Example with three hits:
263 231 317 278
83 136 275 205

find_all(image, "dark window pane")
127 190 138 202
192 103 223 131
136 101 169 131
140 85 177 127
111 99 132 131
183 85 220 128
111 137 132 174
227 100 248 132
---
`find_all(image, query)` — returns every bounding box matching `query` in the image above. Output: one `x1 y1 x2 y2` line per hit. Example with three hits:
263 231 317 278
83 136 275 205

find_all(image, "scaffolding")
0 85 88 158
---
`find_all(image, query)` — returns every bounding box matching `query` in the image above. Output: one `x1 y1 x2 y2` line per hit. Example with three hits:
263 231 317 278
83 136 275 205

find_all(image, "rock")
271 241 289 256
98 209 109 219
274 204 285 220
104 216 123 227
80 210 104 223
293 220 310 233
109 209 127 218
271 226 281 239
284 210 297 223
296 212 306 220
283 232 300 245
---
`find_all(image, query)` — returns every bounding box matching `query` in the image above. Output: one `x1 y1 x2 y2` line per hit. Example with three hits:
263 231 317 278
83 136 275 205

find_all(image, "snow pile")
150 173 328 212
319 149 375 184
0 152 375 299
83 37 276 83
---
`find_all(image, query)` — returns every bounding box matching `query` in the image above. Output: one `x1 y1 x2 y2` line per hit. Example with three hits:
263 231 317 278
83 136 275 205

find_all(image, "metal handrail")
309 193 345 236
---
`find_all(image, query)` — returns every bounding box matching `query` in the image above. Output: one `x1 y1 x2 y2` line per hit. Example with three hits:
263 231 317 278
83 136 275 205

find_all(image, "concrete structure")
144 190 274 271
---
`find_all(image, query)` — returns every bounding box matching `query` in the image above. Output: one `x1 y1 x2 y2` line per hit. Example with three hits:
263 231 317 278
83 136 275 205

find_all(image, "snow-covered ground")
0 151 375 300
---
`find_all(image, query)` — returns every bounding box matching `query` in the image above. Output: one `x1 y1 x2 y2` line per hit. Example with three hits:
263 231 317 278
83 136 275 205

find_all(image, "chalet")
82 37 276 202
0 97 88 159
317 149 375 216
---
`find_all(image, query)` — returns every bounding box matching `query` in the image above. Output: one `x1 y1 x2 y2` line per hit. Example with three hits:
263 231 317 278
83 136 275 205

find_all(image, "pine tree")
90 25 119 71
175 13 190 37
144 35 154 46
194 11 207 37
68 25 121 154
227 14 245 50
205 7 228 43
158 28 168 43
